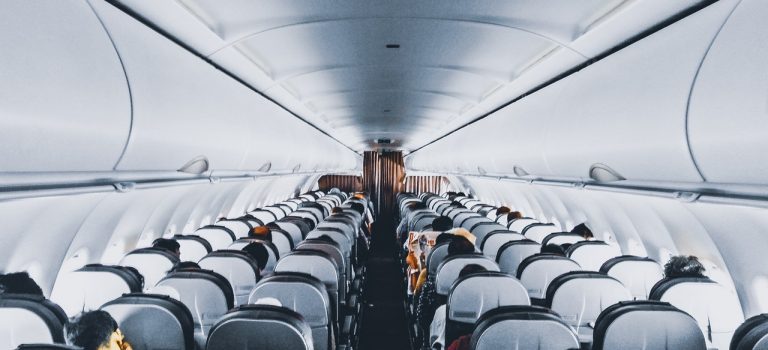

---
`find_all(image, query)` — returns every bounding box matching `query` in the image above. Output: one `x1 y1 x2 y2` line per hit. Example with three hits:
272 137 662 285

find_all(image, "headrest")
495 239 540 272
507 218 538 232
250 273 330 327
297 207 323 222
273 221 305 245
471 305 579 350
317 221 354 238
541 232 583 246
198 251 261 306
264 206 288 219
447 272 530 323
156 269 234 310
545 271 631 328
120 247 180 291
289 210 319 225
227 239 279 271
459 217 490 231
101 293 195 350
435 254 500 295
248 209 277 224
516 254 581 299
194 225 235 250
295 244 345 271
274 251 339 293
51 264 142 316
731 314 768 350
239 214 264 228
452 212 480 226
172 235 212 262
473 225 508 245
265 228 294 255
600 255 663 299
15 345 82 350
216 219 252 238
480 232 525 260
0 294 67 348
306 230 351 254
206 305 313 350
427 242 451 276
414 215 438 232
565 241 621 271
592 300 705 350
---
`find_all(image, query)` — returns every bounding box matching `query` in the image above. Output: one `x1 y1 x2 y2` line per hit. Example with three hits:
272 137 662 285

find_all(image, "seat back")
101 293 194 350
480 232 524 261
600 256 664 299
51 264 142 316
435 254 500 296
731 314 768 350
592 300 706 350
517 255 581 300
227 239 279 272
249 273 332 350
521 223 559 242
471 305 579 350
274 220 305 245
546 272 632 341
307 229 351 261
296 240 346 296
154 270 233 348
267 227 294 256
198 250 261 306
426 242 451 277
194 225 235 251
206 305 313 350
507 218 538 232
120 247 180 291
274 251 340 322
460 217 490 231
0 294 67 349
248 209 277 225
413 214 439 232
542 232 584 246
566 241 621 271
496 240 540 276
472 224 508 246
15 345 82 350
216 219 251 238
452 212 479 227
650 277 744 350
445 272 529 346
173 235 212 262
264 206 288 220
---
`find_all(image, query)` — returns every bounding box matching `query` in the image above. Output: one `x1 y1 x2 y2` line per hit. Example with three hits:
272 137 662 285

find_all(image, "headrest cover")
206 305 313 350
447 272 530 323
471 305 579 350
435 254 500 295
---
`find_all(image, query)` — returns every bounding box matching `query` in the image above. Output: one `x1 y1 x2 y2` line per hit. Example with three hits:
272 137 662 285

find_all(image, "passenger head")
250 226 272 241
152 238 180 257
447 236 474 256
560 243 573 252
331 207 344 215
541 244 565 256
242 242 269 271
664 255 706 278
0 272 44 296
169 261 201 273
571 223 594 240
449 201 464 208
507 211 523 222
435 233 455 246
350 202 365 215
496 206 511 216
459 264 487 279
315 235 336 245
432 216 453 232
65 310 127 350
412 202 427 210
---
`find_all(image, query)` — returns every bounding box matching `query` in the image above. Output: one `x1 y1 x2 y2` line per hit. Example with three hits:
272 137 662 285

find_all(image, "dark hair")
242 242 269 270
496 206 511 215
664 255 706 278
350 202 365 216
459 264 487 278
449 201 464 208
432 216 453 232
152 238 180 254
250 226 272 241
315 235 336 244
571 223 594 239
331 207 344 214
169 261 201 273
435 233 455 245
560 243 573 252
507 211 523 223
412 202 427 210
124 266 144 290
0 272 43 296
541 244 565 256
65 310 118 350
448 236 474 255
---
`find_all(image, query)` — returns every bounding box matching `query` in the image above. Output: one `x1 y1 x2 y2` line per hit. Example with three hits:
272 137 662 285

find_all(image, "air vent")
292 164 302 173
589 163 626 182
513 165 530 177
385 44 400 49
376 138 393 144
178 155 209 174
257 161 272 172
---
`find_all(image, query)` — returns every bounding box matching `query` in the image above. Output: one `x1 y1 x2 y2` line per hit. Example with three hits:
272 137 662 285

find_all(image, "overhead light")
589 163 626 182
386 44 400 49
178 155 209 174
513 165 530 177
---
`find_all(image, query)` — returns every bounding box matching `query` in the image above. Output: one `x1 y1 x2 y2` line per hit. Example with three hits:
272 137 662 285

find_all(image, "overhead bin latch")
114 182 136 193
673 191 700 202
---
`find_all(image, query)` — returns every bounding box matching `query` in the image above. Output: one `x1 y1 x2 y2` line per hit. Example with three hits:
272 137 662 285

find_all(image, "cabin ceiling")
112 0 706 152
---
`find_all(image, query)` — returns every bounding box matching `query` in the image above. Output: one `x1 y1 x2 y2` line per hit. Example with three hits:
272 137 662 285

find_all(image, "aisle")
357 219 413 350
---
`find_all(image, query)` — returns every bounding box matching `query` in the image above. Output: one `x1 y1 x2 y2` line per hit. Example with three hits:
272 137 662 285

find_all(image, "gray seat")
480 232 525 261
194 225 235 251
205 305 313 350
173 235 212 263
51 264 142 316
274 251 341 324
120 247 180 292
101 293 195 350
592 300 705 350
274 220 305 246
507 218 539 232
227 239 279 272
248 209 277 225
434 254 500 297
600 256 664 299
0 294 67 349
249 273 332 350
198 250 261 306
472 224 508 247
545 272 632 343
495 239 541 276
731 314 768 350
542 232 584 246
471 305 579 350
516 254 581 301
296 240 347 298
426 242 451 277
566 241 621 271
522 223 559 243
215 218 252 238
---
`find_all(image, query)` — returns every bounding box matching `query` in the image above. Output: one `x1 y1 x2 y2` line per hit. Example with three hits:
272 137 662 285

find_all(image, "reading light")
589 163 626 182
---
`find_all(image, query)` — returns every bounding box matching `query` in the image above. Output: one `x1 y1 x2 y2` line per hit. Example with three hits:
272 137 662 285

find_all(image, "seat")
289 210 320 227
600 256 664 299
480 231 524 261
274 220 306 245
306 229 352 266
545 271 632 343
239 214 264 228
206 305 313 350
266 227 294 256
413 214 439 232
154 269 234 349
198 250 261 306
0 294 67 349
296 240 347 296
522 223 559 242
248 209 277 225
226 239 279 272
215 218 252 238
249 273 332 350
426 242 451 277
434 254 500 298
459 217 491 232
731 314 768 350
541 232 584 246
516 254 581 302
51 264 142 316
650 277 744 350
173 235 212 262
264 205 288 220
101 293 195 350
507 218 538 232
452 212 480 227
15 345 82 350
472 224 508 247
444 272 529 346
193 225 235 251
317 221 355 242
592 300 706 350
274 251 341 324
471 305 580 350
120 247 180 292
495 239 541 276
566 241 622 271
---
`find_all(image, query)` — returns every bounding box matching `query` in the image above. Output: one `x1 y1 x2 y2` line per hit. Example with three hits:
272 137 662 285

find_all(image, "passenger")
541 243 566 256
331 206 344 215
315 234 336 245
507 211 523 224
432 216 453 233
560 243 573 252
152 238 181 258
664 255 706 278
451 228 476 246
430 264 488 349
168 261 201 273
249 226 272 241
65 310 133 350
0 271 44 295
242 242 269 272
496 206 511 216
571 223 594 240
349 202 366 216
449 201 464 208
